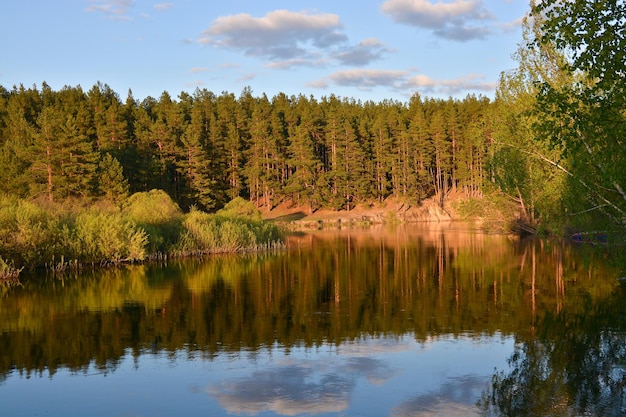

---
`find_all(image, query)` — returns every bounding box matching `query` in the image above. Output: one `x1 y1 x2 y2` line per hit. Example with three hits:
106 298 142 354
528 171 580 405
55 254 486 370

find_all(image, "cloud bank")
381 0 494 41
313 69 496 96
199 10 347 60
198 10 391 68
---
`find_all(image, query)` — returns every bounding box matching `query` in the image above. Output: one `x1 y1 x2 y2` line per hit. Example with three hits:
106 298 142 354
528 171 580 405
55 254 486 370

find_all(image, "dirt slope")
261 196 459 229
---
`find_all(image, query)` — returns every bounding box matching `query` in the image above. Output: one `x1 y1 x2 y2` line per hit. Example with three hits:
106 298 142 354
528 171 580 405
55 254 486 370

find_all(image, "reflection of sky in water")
206 333 513 416
0 333 513 417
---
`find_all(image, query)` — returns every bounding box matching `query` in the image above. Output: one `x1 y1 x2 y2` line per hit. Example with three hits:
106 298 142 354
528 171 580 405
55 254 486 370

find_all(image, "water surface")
1 224 624 416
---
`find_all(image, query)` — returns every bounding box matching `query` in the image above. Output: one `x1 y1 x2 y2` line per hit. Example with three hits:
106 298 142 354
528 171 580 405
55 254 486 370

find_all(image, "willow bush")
177 206 284 255
0 198 60 267
124 189 183 253
72 210 148 263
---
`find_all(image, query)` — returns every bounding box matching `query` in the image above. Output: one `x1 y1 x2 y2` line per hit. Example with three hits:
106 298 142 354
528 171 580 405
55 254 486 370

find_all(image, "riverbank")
0 192 285 280
261 194 507 231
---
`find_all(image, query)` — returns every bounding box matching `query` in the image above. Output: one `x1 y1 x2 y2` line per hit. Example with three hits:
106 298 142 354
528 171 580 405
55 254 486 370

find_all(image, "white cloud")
308 78 330 89
198 11 398 69
184 80 206 89
333 38 394 66
198 10 348 60
500 15 525 33
207 356 395 416
313 69 496 96
189 67 210 73
268 58 315 69
219 63 241 69
435 24 490 41
409 74 438 88
85 0 135 20
208 364 351 416
313 69 409 90
405 73 496 94
154 3 173 11
237 73 256 82
392 375 490 417
381 0 494 41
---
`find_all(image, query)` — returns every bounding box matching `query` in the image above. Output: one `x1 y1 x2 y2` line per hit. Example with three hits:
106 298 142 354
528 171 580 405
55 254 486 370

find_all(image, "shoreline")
261 196 484 231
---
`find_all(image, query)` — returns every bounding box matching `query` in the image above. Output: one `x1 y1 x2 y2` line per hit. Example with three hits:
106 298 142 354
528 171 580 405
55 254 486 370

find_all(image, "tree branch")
494 140 625 218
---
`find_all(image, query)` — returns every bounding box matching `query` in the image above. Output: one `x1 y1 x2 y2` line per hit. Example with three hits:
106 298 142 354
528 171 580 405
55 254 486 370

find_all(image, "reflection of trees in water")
480 289 626 416
0 228 621 383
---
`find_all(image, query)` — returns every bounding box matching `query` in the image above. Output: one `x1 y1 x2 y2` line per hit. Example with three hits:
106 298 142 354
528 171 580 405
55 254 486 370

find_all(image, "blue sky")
1 0 530 102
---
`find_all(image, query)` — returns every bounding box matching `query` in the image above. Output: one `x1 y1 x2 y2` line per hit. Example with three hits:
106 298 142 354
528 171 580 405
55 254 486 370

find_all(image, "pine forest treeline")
2 1 626 243
0 83 492 213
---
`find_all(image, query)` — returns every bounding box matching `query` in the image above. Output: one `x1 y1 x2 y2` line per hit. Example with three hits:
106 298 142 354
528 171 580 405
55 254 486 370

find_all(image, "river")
1 224 624 416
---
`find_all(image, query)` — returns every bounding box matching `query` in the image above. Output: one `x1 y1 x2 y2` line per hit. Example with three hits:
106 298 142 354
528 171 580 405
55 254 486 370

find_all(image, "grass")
0 191 285 278
176 206 284 255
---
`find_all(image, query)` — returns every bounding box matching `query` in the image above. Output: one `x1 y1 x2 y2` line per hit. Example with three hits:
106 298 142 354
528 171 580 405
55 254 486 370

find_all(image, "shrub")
124 190 182 224
10 200 59 267
180 208 221 253
218 219 257 252
73 210 148 263
217 197 262 221
0 191 282 270
179 207 284 254
124 190 183 252
0 196 65 267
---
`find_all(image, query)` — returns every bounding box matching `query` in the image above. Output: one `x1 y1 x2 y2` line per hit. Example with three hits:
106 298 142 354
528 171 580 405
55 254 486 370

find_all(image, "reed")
177 207 284 255
0 192 285 273
0 256 22 280
72 210 148 263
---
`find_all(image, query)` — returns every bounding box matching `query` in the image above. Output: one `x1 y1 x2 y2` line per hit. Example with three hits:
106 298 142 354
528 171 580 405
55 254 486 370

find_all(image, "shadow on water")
478 281 626 416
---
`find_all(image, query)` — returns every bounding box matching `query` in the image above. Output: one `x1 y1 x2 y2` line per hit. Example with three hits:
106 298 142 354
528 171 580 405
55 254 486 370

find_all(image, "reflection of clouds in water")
208 364 352 415
341 357 397 385
336 336 413 357
392 375 488 417
208 356 396 415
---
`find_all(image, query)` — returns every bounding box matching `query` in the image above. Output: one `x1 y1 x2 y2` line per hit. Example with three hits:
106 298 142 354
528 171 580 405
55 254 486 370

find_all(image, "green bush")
124 190 183 252
0 191 283 271
179 208 221 253
124 189 182 224
217 197 262 221
218 219 257 252
0 195 149 268
73 210 148 263
3 199 59 267
179 206 284 254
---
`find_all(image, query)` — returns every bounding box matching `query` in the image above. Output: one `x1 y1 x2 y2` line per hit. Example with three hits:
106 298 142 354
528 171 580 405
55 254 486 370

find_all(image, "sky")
1 0 531 103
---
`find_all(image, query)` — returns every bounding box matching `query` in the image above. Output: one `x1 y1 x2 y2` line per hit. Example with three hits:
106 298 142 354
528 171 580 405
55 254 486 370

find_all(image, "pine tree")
0 85 41 196
179 119 216 211
426 102 451 208
371 105 394 202
407 94 435 202
27 85 98 201
97 152 129 202
217 92 246 201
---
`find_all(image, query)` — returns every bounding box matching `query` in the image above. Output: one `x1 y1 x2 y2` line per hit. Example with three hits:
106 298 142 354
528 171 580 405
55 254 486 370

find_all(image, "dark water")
1 224 625 416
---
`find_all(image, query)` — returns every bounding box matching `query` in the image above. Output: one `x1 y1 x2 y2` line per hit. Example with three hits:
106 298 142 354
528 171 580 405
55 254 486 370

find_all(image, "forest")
0 1 624 273
0 83 491 213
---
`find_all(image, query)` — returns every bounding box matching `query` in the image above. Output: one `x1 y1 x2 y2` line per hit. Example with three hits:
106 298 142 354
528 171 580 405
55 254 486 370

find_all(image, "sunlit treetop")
532 0 626 99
